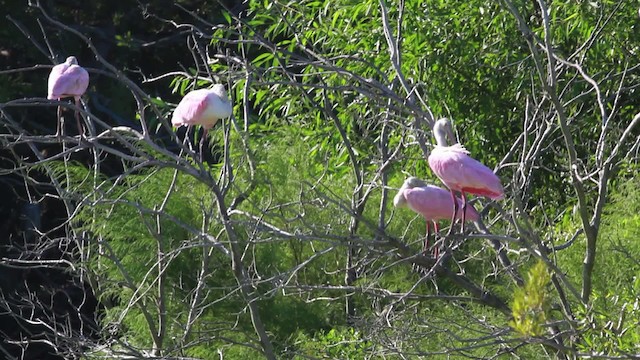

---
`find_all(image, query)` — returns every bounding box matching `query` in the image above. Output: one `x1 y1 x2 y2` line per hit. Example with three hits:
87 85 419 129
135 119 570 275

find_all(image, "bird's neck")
434 131 449 147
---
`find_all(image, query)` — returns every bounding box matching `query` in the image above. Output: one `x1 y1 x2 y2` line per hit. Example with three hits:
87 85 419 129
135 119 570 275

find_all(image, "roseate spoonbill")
47 56 89 137
428 118 504 235
171 84 232 159
394 177 479 258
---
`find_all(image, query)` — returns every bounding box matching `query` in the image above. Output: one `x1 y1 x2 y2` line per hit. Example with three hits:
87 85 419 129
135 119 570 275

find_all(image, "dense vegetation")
1 0 639 358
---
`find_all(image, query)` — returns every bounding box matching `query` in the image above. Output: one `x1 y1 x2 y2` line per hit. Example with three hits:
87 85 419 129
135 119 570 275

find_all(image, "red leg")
446 190 458 236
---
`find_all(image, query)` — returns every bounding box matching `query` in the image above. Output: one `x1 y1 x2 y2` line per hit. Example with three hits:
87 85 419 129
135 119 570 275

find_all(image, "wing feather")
171 90 208 127
48 65 89 99
428 146 504 199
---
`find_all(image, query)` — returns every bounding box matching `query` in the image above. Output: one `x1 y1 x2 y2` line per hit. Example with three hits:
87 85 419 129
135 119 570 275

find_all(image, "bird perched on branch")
172 84 233 160
47 56 89 137
428 118 504 235
394 177 479 258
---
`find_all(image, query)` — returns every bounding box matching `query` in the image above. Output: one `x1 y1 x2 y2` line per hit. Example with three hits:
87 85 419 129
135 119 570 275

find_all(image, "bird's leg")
75 97 85 138
461 191 468 234
199 127 208 162
55 105 63 139
446 190 458 236
423 221 432 255
413 221 435 274
431 221 440 259
185 125 193 149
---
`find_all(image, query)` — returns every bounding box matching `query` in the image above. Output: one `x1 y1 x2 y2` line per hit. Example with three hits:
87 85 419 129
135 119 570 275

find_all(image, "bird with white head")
428 118 504 235
172 84 233 159
394 176 479 258
47 56 89 137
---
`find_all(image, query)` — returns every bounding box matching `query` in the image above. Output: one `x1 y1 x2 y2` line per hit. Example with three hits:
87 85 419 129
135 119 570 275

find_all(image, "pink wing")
404 185 479 222
171 89 209 127
48 65 89 99
428 147 504 200
47 63 69 99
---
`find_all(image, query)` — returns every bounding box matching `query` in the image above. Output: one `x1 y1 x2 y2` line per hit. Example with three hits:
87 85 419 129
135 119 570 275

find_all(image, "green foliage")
55 129 354 355
107 0 640 356
75 166 222 350
510 261 551 337
576 292 640 355
293 327 373 359
572 178 640 354
5 0 640 357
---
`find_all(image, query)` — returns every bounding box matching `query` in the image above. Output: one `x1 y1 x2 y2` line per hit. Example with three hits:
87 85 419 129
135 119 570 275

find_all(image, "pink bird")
428 118 504 235
394 177 479 258
47 56 89 137
172 84 232 159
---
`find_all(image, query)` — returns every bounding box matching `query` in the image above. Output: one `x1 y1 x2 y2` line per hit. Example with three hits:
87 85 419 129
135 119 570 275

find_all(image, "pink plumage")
394 177 479 257
172 84 232 130
47 56 89 100
394 177 479 222
428 119 504 200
